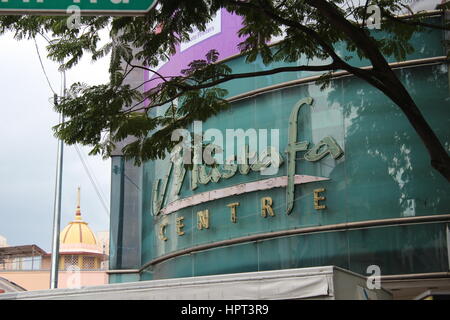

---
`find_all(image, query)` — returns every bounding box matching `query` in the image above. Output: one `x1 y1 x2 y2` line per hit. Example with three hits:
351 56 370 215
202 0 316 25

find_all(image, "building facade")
0 189 109 291
108 8 450 298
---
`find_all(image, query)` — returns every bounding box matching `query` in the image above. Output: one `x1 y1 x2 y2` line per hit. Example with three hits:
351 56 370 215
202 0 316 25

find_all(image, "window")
82 256 96 270
64 255 79 270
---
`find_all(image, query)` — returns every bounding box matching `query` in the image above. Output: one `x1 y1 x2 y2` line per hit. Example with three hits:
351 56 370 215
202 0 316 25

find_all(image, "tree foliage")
0 0 449 179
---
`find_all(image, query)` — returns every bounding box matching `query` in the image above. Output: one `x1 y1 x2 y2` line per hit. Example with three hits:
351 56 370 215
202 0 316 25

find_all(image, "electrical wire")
77 143 109 206
79 146 109 204
74 144 110 217
34 35 110 218
34 38 57 96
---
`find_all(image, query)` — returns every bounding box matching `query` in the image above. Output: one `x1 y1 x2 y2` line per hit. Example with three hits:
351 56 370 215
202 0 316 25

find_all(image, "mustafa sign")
152 97 344 241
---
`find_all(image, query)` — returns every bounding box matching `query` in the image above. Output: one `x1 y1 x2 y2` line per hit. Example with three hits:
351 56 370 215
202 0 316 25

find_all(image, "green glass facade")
109 16 449 283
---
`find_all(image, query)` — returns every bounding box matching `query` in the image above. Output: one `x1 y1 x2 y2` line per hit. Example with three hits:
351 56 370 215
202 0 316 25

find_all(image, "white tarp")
125 275 330 300
0 266 393 300
0 267 334 300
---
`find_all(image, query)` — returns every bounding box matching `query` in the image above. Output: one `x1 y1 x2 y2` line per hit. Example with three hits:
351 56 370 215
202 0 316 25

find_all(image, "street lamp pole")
50 71 66 289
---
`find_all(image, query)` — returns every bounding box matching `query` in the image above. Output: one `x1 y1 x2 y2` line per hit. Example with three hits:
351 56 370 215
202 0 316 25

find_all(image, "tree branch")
181 62 338 90
125 60 170 83
125 62 338 114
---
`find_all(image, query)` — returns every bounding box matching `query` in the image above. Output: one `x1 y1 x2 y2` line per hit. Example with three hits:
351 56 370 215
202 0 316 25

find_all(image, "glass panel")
109 156 142 270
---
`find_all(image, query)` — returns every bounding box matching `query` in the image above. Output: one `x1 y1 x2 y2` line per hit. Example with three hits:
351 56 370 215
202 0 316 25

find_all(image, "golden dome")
60 187 98 246
60 220 98 246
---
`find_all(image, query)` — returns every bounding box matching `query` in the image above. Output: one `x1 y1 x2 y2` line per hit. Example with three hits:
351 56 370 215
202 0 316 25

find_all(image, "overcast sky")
0 32 111 252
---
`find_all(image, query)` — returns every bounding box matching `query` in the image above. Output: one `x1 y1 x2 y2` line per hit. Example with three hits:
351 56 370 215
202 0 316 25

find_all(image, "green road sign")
0 0 157 16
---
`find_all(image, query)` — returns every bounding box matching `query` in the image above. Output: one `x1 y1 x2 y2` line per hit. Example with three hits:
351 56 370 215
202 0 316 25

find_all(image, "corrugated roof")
0 277 26 293
0 245 47 258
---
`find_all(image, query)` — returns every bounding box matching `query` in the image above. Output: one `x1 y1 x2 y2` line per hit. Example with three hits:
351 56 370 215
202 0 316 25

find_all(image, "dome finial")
75 186 81 219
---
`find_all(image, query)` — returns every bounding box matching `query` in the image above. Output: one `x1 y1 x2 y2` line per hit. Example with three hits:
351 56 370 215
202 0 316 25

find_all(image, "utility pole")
49 72 66 289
